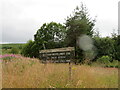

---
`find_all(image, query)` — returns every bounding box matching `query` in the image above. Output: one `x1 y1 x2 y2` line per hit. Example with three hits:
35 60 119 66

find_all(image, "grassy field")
0 43 25 49
0 43 25 55
2 55 118 88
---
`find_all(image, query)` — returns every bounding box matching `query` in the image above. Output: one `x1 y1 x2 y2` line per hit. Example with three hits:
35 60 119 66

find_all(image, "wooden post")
69 60 72 83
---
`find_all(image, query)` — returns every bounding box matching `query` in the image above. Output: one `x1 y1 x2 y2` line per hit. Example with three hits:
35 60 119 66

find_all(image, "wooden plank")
39 47 75 61
39 47 74 53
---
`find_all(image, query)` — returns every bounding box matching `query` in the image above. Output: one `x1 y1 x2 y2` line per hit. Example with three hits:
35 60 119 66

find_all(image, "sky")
1 0 119 43
118 1 120 35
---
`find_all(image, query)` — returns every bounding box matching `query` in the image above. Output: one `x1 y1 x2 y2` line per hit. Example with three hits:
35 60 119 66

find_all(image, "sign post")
39 47 75 84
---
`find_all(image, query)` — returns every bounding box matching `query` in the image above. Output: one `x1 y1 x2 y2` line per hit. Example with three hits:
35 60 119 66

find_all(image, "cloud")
1 0 119 43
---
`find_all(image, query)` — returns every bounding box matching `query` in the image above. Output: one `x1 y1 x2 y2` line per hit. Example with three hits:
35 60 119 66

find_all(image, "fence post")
69 61 72 83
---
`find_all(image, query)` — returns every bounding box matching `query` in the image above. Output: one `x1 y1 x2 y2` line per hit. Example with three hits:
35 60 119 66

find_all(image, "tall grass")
2 56 118 88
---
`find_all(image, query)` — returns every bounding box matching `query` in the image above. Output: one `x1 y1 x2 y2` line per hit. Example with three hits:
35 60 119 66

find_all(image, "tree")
112 35 120 60
21 40 36 58
21 22 66 58
65 3 96 47
34 22 66 49
93 36 115 60
65 3 96 63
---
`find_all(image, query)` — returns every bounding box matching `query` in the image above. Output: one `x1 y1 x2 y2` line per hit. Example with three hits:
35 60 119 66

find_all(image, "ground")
1 55 118 88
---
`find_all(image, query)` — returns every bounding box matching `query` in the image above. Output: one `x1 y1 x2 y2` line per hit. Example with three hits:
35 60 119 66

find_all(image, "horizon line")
0 42 27 44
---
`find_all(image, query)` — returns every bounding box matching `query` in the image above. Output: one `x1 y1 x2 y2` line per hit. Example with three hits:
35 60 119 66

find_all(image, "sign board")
39 47 75 63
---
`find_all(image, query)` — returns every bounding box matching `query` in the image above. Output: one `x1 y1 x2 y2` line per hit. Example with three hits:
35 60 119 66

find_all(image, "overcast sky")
1 0 119 43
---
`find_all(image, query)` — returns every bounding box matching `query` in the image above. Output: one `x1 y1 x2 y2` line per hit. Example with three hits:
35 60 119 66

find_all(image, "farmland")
1 54 118 88
0 43 25 54
0 43 24 49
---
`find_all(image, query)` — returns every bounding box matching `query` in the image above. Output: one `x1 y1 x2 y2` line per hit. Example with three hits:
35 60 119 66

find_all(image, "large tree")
21 22 66 58
34 22 66 49
65 3 96 47
65 3 96 62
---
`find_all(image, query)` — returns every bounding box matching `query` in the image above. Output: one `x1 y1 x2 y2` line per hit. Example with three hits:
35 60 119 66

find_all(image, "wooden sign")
39 47 75 63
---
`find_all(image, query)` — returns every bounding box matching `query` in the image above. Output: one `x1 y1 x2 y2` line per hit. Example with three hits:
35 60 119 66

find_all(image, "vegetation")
20 3 119 66
1 2 119 88
21 22 66 58
0 3 119 67
2 56 118 88
93 36 115 59
95 55 119 68
65 3 95 47
0 44 24 49
64 3 96 63
21 40 38 58
11 47 19 54
93 35 119 61
34 22 66 49
1 44 24 54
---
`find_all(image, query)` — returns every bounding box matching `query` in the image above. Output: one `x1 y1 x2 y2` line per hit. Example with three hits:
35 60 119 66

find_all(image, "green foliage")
108 60 119 68
65 3 96 47
0 44 24 49
65 3 96 63
34 22 66 49
21 40 40 58
0 43 24 54
11 47 19 54
112 35 120 60
21 40 36 58
96 56 119 68
18 3 119 66
97 56 112 64
21 22 67 58
93 36 115 59
2 49 11 54
93 34 120 64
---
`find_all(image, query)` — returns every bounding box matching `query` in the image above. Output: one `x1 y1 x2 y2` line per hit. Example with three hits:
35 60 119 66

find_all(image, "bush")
96 56 111 67
21 40 39 58
108 60 118 68
11 47 19 54
97 56 111 64
96 56 119 68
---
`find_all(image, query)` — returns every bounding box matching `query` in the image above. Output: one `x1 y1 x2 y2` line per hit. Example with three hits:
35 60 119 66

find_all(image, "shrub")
97 56 111 64
96 56 119 68
96 56 112 67
108 60 118 68
21 40 39 58
11 47 19 54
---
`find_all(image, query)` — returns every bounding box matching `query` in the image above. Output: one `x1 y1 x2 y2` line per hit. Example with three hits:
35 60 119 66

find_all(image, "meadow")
1 54 118 88
0 43 24 49
0 43 24 55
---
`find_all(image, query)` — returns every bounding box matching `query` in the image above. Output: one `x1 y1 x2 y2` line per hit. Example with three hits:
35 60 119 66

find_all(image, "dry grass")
2 56 118 88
